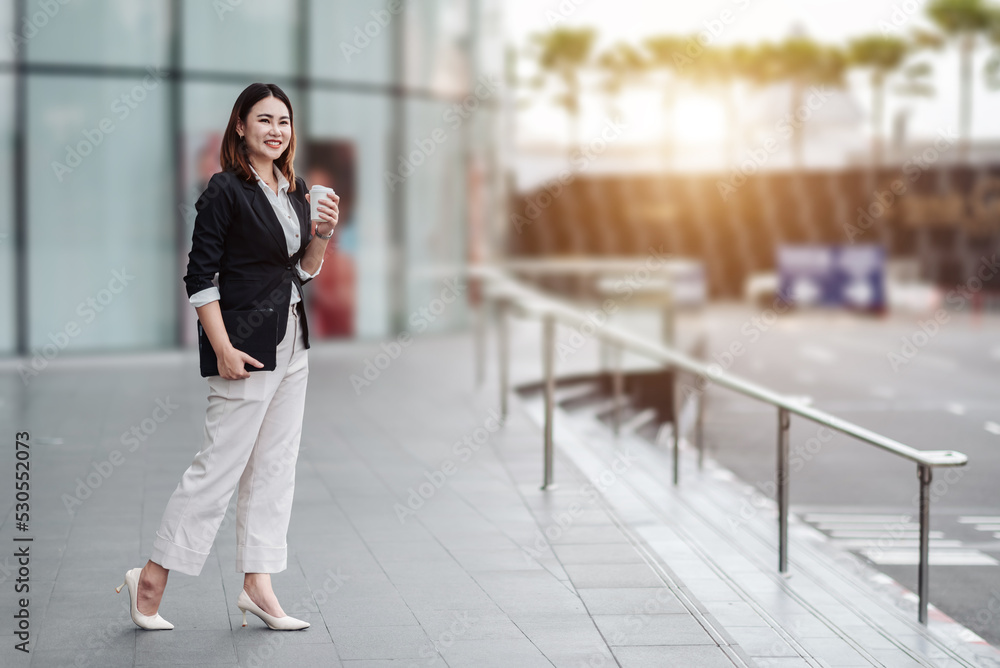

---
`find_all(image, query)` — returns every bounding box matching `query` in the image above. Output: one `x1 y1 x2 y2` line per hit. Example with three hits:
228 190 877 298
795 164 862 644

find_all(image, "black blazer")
184 168 316 351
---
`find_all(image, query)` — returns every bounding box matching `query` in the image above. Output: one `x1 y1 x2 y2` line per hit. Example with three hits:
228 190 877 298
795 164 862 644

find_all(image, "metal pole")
672 367 680 486
612 345 624 436
661 283 675 347
696 376 705 470
777 407 790 573
473 278 485 387
542 314 557 490
917 464 933 624
498 298 509 422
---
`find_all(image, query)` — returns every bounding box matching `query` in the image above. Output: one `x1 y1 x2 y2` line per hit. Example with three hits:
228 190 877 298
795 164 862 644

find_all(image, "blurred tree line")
517 0 1000 167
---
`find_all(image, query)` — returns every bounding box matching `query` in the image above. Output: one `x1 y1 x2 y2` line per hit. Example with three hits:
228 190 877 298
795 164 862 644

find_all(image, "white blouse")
188 163 323 308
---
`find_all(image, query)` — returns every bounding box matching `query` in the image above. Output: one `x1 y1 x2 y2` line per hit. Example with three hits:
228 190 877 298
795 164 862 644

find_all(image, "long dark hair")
220 83 298 192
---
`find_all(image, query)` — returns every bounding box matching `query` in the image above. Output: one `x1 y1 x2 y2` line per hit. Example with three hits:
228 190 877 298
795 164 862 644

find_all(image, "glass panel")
25 0 169 68
178 81 303 346
27 74 173 352
0 0 14 62
310 0 394 86
183 0 297 76
310 90 391 339
403 97 467 334
403 0 470 96
0 74 13 354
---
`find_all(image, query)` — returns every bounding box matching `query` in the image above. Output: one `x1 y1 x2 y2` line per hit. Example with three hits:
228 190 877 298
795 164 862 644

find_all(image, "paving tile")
328 625 432 661
703 601 771 628
612 644 738 668
795 636 874 666
234 641 343 667
135 629 239 665
592 613 717 646
550 542 647 564
439 638 552 667
578 587 686 616
725 625 800 657
563 563 665 589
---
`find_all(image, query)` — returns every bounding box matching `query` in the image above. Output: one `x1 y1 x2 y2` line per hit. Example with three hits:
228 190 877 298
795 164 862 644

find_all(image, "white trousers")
151 300 308 576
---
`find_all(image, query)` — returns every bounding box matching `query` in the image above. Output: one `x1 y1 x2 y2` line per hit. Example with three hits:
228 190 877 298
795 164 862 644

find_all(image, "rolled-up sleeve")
184 173 233 300
295 257 323 284
189 286 220 307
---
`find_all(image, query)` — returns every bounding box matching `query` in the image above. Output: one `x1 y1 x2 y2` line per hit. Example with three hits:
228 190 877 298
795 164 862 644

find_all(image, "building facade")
0 0 506 357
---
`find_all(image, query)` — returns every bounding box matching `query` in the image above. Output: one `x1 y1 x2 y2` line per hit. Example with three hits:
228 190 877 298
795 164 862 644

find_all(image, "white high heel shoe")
237 589 309 630
116 567 174 630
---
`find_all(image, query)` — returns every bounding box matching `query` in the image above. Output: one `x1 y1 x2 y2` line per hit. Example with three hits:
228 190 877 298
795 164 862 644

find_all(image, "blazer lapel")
240 177 290 256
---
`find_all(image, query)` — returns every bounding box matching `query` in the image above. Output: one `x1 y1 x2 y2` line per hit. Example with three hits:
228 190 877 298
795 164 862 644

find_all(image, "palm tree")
687 45 744 167
764 37 848 168
594 41 647 121
926 0 1000 159
643 36 690 169
524 27 597 159
848 35 911 165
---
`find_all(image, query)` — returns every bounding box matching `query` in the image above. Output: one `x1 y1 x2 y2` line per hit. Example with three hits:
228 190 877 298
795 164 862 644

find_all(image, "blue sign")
777 245 885 311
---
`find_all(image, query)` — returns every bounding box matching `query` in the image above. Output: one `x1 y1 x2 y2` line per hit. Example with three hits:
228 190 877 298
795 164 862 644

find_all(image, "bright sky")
506 0 1000 152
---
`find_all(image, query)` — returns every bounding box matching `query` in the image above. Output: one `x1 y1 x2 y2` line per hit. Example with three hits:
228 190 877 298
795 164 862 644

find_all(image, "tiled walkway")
0 324 996 666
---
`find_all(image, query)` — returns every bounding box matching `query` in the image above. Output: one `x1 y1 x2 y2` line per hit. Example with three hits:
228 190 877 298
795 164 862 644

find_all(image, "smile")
265 140 281 148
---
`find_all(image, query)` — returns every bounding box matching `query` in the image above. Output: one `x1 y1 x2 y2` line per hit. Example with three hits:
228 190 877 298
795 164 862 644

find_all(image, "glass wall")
4 0 502 356
403 0 469 96
27 74 173 352
1 0 13 62
183 0 297 76
403 98 468 334
24 0 169 68
311 0 395 86
310 91 392 339
0 74 13 354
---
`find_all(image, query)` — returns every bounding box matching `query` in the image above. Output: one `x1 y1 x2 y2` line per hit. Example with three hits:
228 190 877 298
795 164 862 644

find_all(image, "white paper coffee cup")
310 185 335 222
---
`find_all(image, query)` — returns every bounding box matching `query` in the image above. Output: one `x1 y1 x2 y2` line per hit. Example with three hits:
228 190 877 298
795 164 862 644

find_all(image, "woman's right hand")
217 345 264 380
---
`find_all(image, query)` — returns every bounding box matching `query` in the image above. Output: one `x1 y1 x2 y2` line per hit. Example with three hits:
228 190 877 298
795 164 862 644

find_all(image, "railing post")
777 407 790 573
917 464 933 624
612 345 624 436
542 313 557 490
696 376 705 470
473 277 485 387
497 298 509 422
672 367 680 486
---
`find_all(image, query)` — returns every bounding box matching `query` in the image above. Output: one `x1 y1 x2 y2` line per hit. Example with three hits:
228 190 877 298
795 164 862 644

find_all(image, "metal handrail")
472 267 969 625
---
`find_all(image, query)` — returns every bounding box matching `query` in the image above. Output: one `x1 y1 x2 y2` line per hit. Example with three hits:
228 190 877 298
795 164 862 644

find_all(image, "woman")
116 83 339 631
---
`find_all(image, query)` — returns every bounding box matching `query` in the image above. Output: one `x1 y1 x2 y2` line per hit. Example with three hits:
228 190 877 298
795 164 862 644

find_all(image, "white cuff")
295 258 323 281
189 287 220 308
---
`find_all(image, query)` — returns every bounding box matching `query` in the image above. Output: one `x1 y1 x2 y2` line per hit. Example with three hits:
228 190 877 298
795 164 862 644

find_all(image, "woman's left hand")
305 191 340 238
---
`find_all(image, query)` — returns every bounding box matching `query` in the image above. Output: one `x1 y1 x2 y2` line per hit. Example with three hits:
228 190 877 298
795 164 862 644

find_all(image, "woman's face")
237 95 292 165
